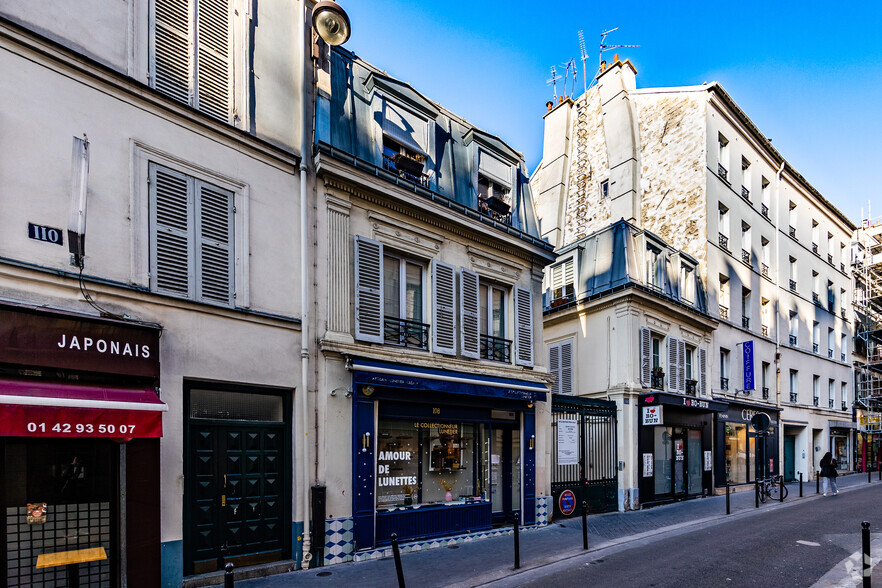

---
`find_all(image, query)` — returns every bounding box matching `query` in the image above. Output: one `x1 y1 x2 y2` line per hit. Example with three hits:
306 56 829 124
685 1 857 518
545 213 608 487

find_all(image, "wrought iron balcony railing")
719 305 729 320
384 317 430 349
477 196 513 226
762 387 770 399
790 392 798 403
651 372 665 390
720 377 729 391
790 334 798 346
841 307 847 318
382 154 430 188
762 325 769 337
741 186 750 200
828 254 833 264
686 379 698 396
718 164 728 182
761 203 769 219
828 349 834 358
813 292 820 304
789 226 797 239
842 352 846 362
829 399 835 409
789 280 797 292
762 263 769 278
812 243 819 254
742 249 751 265
842 401 848 411
719 233 729 251
480 334 512 363
813 397 819 407
841 262 846 272
742 316 750 329
813 343 819 353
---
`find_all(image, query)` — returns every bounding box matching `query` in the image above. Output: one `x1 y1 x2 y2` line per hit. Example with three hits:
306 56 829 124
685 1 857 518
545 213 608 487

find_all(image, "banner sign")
742 341 755 391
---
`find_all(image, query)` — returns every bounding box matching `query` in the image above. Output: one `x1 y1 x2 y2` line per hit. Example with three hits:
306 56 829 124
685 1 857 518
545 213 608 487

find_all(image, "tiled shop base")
324 517 355 565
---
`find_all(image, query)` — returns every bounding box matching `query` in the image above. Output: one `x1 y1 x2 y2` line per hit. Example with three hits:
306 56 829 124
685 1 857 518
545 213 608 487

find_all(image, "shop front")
638 393 727 506
0 302 165 587
349 360 546 550
829 424 854 472
714 402 780 487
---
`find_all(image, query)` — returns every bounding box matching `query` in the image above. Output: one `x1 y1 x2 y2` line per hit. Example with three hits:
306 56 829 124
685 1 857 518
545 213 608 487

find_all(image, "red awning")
0 379 167 438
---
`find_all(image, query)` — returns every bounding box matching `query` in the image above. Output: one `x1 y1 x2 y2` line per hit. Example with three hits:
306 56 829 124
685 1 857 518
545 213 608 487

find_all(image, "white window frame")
383 252 427 325
548 255 576 304
131 142 249 306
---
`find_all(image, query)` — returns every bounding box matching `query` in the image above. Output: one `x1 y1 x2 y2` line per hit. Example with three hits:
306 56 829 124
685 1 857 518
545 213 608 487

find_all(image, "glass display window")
725 423 748 483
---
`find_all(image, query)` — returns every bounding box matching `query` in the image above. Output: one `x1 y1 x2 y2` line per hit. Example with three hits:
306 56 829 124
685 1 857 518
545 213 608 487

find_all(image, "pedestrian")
819 451 839 496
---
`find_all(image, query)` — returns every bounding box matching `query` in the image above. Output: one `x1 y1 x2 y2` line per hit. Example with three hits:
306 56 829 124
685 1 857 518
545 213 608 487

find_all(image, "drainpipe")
774 159 785 470
298 0 312 568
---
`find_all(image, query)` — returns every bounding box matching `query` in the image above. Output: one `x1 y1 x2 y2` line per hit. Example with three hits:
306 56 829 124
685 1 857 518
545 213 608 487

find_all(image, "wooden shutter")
698 348 708 397
432 260 457 355
150 164 193 298
560 340 573 395
153 0 192 105
677 339 687 393
548 344 561 395
667 338 678 393
639 327 651 387
514 286 533 366
460 268 480 359
196 180 234 305
195 0 233 122
354 236 384 343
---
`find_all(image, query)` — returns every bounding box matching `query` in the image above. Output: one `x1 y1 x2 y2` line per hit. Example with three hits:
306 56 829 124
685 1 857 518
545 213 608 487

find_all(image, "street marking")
797 540 821 547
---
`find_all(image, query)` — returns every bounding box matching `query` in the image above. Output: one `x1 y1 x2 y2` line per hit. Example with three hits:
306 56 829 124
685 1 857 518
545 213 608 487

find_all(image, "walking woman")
820 451 839 496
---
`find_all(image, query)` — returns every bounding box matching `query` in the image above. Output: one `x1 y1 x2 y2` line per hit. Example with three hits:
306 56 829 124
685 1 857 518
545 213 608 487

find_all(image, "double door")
186 422 285 575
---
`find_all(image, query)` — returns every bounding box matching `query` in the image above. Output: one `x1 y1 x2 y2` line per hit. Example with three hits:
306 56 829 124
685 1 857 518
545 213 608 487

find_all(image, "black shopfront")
714 402 780 487
638 393 727 506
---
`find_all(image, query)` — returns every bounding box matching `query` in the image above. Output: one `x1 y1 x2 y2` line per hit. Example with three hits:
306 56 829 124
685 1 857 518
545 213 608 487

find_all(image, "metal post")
870 465 873 484
224 563 234 588
817 470 820 494
513 512 521 570
726 483 730 515
755 481 759 508
581 501 588 550
799 472 803 497
862 521 871 588
390 533 405 588
779 475 784 502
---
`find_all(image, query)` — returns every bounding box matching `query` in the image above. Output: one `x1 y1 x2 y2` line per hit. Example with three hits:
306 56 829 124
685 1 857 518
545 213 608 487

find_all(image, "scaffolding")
853 217 882 449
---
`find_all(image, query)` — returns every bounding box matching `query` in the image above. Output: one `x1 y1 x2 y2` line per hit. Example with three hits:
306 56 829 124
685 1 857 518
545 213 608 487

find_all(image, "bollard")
779 475 784 502
879 464 881 481
581 500 588 550
390 533 406 588
799 472 803 498
870 466 873 484
862 521 871 588
817 470 820 495
224 563 234 588
755 481 759 508
513 512 521 570
726 483 730 515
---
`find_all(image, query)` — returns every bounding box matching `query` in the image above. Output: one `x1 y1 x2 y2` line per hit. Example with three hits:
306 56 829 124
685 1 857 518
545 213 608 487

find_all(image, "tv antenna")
598 27 639 70
578 30 588 95
562 58 577 99
547 65 559 102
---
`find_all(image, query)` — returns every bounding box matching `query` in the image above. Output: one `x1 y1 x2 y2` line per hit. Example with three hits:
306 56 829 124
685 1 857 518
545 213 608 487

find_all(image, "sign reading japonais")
642 405 663 426
557 418 579 466
742 340 755 391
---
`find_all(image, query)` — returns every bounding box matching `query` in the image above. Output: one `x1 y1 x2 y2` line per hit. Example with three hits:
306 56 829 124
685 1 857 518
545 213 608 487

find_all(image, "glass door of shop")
654 427 703 498
490 424 521 523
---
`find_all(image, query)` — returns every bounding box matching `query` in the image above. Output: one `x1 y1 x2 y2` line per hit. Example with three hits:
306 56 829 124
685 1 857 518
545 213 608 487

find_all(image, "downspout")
774 159 785 470
298 0 312 568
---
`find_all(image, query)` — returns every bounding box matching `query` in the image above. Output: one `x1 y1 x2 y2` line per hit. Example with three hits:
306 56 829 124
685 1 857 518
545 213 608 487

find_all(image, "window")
761 362 770 399
149 163 235 305
741 222 751 265
479 282 509 362
841 288 847 316
381 98 430 185
718 204 730 250
827 280 835 312
600 179 609 198
383 137 428 185
789 370 798 403
813 375 820 406
646 245 664 290
383 254 428 348
549 340 573 395
742 287 751 329
761 177 771 218
812 271 820 303
841 382 848 409
720 348 730 390
840 243 846 270
761 298 770 336
152 0 237 123
718 133 730 180
741 157 751 200
811 220 820 253
789 202 797 238
477 149 513 222
719 275 730 319
789 257 797 291
827 232 834 262
651 333 664 389
828 328 835 358
841 333 847 362
812 321 820 353
761 237 770 277
680 262 696 303
789 311 798 346
549 258 575 305
828 379 836 409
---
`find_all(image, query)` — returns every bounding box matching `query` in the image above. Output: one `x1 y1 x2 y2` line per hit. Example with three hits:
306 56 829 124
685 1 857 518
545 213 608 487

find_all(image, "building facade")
533 58 855 509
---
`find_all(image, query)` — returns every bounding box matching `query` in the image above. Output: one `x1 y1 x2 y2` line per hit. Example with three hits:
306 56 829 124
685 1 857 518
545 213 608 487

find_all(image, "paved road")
488 484 882 587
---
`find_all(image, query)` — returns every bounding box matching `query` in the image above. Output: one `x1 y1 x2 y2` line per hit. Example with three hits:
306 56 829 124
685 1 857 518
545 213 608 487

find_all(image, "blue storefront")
349 360 546 550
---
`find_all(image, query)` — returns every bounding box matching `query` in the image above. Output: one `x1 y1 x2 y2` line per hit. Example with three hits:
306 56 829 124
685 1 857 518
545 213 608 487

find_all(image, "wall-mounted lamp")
312 1 351 46
528 434 535 451
527 401 534 409
330 387 352 398
361 431 371 453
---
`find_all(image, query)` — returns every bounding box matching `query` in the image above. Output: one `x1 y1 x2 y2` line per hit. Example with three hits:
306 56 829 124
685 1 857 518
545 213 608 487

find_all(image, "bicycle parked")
756 474 789 502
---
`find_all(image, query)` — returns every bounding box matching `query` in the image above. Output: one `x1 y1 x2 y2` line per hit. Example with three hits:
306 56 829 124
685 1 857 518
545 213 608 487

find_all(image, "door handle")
221 494 226 507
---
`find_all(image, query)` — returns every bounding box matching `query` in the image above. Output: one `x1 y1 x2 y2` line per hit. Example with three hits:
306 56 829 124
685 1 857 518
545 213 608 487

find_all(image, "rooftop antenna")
598 27 640 70
562 58 577 99
547 65 559 102
578 30 588 95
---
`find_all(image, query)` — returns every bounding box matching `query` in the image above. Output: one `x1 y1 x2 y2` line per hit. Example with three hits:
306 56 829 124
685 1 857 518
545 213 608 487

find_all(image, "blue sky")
342 1 881 224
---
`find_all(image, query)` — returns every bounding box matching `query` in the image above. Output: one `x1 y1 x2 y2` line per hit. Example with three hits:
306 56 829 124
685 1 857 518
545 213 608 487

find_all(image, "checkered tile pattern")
535 496 550 526
324 517 355 565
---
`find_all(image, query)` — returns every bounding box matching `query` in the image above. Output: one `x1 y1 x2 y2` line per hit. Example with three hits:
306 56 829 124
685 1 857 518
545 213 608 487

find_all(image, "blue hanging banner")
742 341 755 391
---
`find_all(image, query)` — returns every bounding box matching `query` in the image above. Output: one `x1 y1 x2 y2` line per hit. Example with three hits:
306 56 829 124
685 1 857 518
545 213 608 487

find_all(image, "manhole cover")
317 571 332 577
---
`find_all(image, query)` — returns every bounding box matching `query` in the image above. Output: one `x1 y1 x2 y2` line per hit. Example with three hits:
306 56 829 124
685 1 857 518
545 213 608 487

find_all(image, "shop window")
376 420 488 509
653 427 673 495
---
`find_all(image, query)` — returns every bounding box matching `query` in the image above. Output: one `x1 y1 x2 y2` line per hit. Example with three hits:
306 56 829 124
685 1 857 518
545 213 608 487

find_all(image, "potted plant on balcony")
392 153 425 176
651 366 665 388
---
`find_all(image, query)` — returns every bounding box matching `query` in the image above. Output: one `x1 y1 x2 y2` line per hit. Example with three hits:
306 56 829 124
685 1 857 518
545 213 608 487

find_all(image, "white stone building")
533 58 855 510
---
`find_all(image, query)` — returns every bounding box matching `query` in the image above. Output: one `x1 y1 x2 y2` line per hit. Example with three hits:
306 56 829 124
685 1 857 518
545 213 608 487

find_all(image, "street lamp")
312 1 351 46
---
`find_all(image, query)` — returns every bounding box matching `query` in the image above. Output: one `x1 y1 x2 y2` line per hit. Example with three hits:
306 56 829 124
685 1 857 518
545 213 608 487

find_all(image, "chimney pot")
546 100 554 112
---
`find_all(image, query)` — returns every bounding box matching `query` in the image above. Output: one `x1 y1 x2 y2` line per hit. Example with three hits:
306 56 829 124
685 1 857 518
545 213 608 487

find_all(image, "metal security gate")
551 395 618 517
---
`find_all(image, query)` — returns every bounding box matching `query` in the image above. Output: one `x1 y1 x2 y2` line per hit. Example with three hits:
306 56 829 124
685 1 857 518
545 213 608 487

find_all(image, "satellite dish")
750 413 771 432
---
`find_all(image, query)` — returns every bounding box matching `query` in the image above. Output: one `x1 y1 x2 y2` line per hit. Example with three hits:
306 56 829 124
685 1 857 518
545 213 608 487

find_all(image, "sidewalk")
234 473 879 587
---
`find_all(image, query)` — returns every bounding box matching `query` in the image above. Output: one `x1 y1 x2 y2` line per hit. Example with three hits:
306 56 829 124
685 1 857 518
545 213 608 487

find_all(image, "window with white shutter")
677 339 686 394
149 163 234 306
698 348 708 397
548 344 561 395
514 286 534 367
667 338 678 393
639 327 651 387
152 0 235 123
548 340 574 396
549 257 575 304
432 260 457 355
354 236 384 343
460 269 480 359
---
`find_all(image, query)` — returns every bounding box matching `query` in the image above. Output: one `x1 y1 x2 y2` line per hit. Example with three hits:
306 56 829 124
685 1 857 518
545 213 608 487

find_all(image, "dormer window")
383 137 428 185
476 148 513 222
381 98 429 186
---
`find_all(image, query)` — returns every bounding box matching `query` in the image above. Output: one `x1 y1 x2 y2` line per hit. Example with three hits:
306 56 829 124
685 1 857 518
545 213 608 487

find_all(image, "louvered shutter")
677 339 687 393
698 348 708 397
548 344 561 395
560 340 573 395
667 338 678 393
150 164 193 298
460 269 480 359
154 0 192 105
196 180 234 305
514 286 534 366
639 327 651 387
432 260 457 355
354 236 384 343
195 0 233 122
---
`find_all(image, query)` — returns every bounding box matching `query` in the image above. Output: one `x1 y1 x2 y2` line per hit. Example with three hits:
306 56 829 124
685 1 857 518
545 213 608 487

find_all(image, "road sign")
559 489 576 516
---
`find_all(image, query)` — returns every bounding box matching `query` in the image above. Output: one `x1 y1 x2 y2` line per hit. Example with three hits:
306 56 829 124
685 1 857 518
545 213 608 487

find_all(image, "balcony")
761 203 769 219
742 316 750 329
382 153 430 188
477 196 513 226
790 392 798 403
812 243 819 255
384 317 430 349
841 307 847 318
842 352 846 362
812 292 820 304
829 399 835 409
828 349 834 358
741 186 750 201
842 401 848 411
762 263 769 278
789 280 797 292
718 164 729 182
762 387 770 399
742 249 751 265
686 379 698 396
719 305 729 320
813 397 819 407
789 226 797 239
828 254 833 264
813 343 819 353
480 334 512 363
721 377 729 391
841 262 846 272
762 325 769 337
789 334 798 346
651 369 665 390
719 233 729 251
